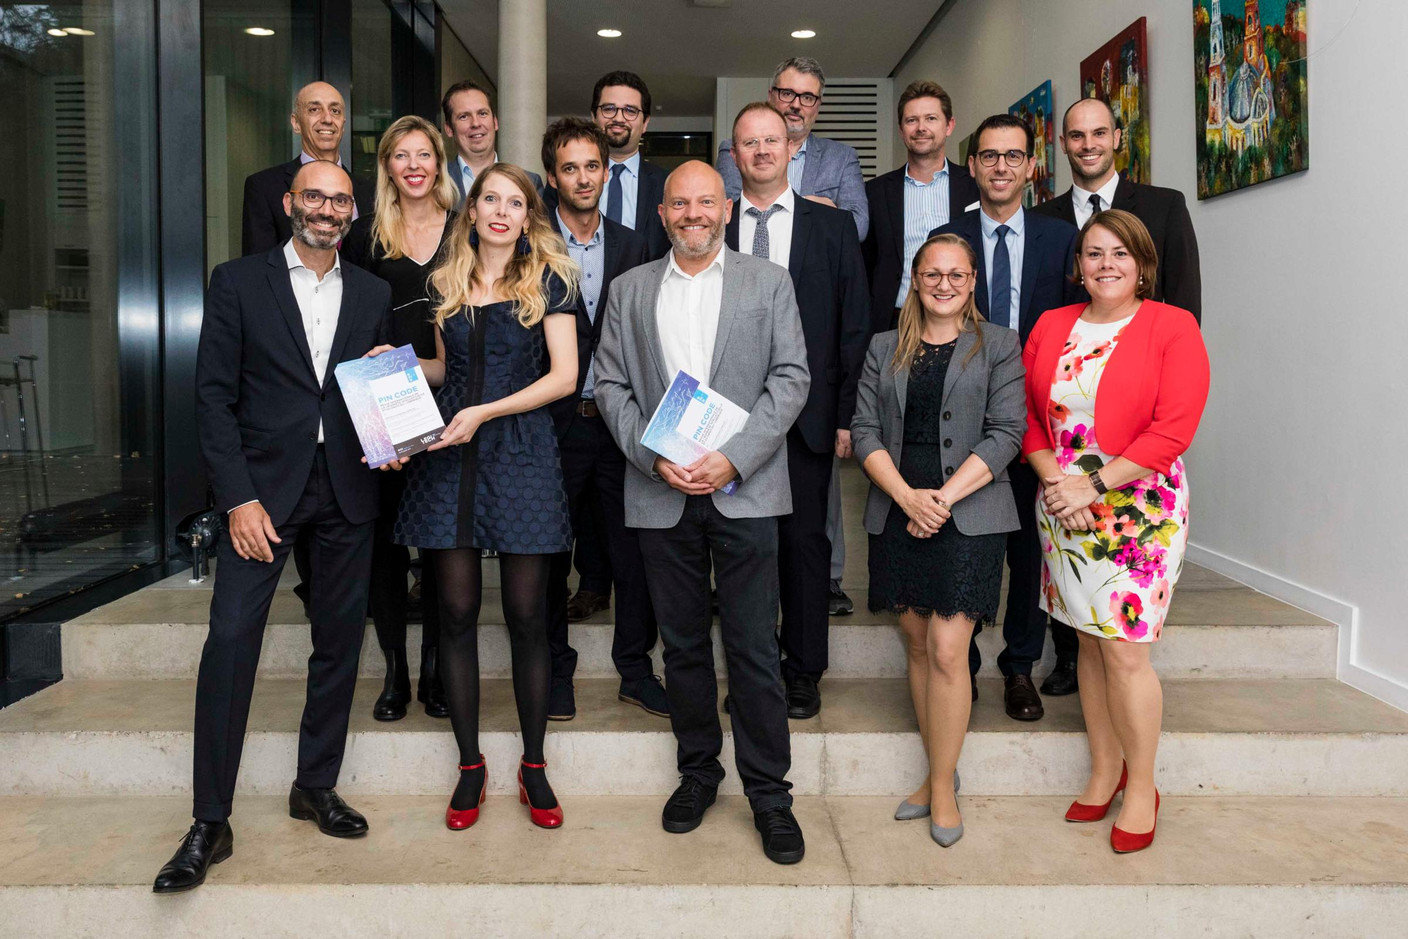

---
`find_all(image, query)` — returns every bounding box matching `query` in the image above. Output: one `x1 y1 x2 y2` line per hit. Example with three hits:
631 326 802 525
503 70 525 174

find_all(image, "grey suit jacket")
850 323 1025 537
718 134 869 240
594 248 811 528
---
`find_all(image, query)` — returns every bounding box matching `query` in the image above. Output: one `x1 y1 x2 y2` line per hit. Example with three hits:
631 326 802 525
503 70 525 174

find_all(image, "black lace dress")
867 338 1006 623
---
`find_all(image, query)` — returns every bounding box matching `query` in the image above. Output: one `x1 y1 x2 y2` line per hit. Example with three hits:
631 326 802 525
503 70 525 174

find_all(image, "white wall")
896 0 1408 708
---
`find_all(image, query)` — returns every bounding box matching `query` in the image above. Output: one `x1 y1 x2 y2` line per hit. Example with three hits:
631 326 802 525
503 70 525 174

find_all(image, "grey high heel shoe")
893 770 960 821
930 788 964 847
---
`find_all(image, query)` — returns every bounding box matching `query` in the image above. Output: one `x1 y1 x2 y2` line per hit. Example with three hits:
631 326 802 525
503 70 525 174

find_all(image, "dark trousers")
778 429 833 680
192 450 374 822
1050 620 1079 665
572 506 613 596
969 460 1047 678
637 497 793 811
369 470 439 652
548 413 658 682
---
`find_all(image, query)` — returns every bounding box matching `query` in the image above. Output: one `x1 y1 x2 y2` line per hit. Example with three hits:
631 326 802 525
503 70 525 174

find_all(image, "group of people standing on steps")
153 53 1208 894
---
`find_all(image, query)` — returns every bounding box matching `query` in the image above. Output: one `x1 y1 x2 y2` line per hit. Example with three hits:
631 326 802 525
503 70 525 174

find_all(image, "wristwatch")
1088 468 1108 494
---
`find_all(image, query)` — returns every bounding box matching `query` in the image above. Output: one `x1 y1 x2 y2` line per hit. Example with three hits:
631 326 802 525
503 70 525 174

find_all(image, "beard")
291 202 352 249
668 215 725 260
562 185 601 214
603 124 632 148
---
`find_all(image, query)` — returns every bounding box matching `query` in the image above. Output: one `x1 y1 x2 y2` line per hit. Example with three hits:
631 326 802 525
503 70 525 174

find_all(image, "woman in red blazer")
1022 210 1209 854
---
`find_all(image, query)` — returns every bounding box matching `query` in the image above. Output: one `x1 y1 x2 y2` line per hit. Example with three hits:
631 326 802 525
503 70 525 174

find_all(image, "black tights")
429 548 555 809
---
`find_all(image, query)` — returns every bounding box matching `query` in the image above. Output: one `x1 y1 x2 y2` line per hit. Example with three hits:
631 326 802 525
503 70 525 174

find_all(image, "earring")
1138 275 1145 285
1077 275 1084 284
518 232 531 256
469 225 479 248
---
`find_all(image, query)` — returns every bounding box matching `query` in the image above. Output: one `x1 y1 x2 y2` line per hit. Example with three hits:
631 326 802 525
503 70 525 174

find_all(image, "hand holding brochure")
334 344 445 468
640 370 750 495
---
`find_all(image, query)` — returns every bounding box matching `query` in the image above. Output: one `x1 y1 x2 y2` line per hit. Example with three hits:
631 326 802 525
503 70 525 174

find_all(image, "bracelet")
1088 469 1108 494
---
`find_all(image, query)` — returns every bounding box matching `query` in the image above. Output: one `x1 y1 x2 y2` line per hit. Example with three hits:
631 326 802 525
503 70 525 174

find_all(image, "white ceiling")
438 0 940 117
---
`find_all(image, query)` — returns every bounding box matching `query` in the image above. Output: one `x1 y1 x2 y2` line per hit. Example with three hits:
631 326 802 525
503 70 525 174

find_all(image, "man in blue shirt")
590 70 671 262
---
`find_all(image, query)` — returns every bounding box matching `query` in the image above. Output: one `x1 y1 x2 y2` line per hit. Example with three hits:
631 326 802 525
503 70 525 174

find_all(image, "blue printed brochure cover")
334 344 445 468
640 370 750 495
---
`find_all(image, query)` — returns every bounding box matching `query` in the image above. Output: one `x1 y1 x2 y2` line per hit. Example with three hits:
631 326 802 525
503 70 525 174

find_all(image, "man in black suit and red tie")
1030 96 1203 697
154 160 393 894
724 103 870 718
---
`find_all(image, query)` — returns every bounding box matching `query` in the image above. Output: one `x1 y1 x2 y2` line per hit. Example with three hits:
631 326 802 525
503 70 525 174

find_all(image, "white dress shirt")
657 247 725 382
284 238 343 442
1072 173 1121 229
737 186 795 271
979 207 1024 331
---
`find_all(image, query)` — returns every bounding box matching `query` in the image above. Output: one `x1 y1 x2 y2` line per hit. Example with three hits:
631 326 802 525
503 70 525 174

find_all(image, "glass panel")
0 0 160 620
350 0 392 193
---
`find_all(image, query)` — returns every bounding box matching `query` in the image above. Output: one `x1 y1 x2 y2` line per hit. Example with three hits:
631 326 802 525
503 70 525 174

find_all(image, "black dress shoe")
566 588 610 622
754 806 805 864
548 678 576 721
827 580 854 616
153 820 233 894
418 645 449 718
785 673 821 719
1003 674 1045 721
662 776 717 833
373 647 411 722
1040 660 1079 697
288 784 369 837
619 675 670 717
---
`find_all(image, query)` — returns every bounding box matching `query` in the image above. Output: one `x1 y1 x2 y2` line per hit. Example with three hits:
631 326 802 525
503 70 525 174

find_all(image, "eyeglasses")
916 269 973 288
595 104 642 120
289 189 355 212
737 135 786 152
771 86 820 108
975 149 1029 167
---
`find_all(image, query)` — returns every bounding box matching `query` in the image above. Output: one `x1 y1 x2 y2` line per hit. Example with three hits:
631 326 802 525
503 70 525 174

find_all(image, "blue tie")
990 223 1012 329
606 164 625 224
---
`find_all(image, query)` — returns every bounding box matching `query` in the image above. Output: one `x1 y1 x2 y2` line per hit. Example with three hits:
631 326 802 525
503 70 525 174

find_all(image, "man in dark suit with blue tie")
539 119 663 723
591 71 671 262
932 113 1085 723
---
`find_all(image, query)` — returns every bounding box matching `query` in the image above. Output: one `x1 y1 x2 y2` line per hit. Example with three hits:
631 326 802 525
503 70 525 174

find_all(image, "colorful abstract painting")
1080 18 1151 184
1009 80 1056 206
1193 0 1309 198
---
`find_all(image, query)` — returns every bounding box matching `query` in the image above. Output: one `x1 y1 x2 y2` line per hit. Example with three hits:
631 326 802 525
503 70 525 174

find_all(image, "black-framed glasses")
917 269 974 288
771 86 820 107
976 149 1029 167
289 189 355 212
595 103 643 120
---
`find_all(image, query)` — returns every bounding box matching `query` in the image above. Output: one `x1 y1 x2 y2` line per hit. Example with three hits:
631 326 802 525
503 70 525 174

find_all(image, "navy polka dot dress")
395 272 574 554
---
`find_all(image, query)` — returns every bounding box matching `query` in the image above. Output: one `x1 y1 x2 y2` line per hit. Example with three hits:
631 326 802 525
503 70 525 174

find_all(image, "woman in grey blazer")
851 233 1026 846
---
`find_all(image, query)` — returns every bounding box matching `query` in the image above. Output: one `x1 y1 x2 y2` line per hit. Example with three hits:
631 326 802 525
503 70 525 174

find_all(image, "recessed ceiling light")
47 28 67 37
63 27 96 36
244 26 276 36
597 28 622 38
791 29 816 39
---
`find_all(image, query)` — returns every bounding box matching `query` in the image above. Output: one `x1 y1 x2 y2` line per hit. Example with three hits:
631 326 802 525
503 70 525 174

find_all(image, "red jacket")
1022 300 1209 476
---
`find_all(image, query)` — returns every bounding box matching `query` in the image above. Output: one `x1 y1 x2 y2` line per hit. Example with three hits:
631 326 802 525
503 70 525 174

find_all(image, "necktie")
606 164 625 224
746 204 782 261
990 223 1012 329
1088 192 1102 219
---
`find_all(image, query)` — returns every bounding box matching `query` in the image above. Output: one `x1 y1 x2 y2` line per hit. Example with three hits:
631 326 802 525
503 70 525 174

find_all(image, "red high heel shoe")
1065 761 1128 822
518 758 563 829
1111 790 1160 854
445 756 486 831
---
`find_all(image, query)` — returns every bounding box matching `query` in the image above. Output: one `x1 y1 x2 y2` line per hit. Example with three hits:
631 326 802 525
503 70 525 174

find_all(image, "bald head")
660 161 731 266
290 82 347 162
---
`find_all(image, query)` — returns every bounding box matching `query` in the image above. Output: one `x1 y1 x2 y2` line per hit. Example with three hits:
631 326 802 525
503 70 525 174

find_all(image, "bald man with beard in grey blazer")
593 161 811 865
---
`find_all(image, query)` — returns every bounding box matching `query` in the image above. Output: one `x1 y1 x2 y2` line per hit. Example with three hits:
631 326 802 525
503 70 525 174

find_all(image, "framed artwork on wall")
1080 17 1151 183
1193 0 1309 198
1009 80 1056 206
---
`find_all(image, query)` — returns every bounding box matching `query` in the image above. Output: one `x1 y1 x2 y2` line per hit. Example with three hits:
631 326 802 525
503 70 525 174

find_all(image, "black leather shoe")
373 647 411 721
418 646 449 718
548 678 576 721
662 776 717 833
827 580 854 616
153 820 233 893
566 588 610 622
619 675 670 717
971 675 979 703
1040 660 1079 697
288 784 368 837
754 806 805 864
1003 674 1045 721
785 673 821 719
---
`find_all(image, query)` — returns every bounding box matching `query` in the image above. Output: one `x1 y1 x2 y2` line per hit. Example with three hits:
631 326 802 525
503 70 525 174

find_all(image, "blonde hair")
431 163 579 328
891 233 986 374
370 115 460 261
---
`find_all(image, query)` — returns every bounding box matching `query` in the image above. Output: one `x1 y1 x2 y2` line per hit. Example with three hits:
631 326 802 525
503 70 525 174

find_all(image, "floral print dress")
1036 314 1189 642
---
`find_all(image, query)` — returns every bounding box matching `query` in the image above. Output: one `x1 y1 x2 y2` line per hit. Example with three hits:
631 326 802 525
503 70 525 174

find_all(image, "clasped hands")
1043 472 1099 531
901 487 951 539
654 451 738 495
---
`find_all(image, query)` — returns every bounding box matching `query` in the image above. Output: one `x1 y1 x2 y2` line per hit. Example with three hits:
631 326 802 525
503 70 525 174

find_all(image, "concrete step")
2 793 1405 937
4 677 1406 798
61 567 1337 682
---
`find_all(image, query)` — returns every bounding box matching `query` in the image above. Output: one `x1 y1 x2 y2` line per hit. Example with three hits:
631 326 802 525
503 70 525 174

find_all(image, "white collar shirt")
656 247 726 383
283 238 343 443
609 150 642 230
1072 173 1122 229
737 186 795 271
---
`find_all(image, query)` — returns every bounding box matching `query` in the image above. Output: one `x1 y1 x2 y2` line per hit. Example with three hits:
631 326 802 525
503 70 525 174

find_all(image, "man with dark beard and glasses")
593 161 811 865
590 70 669 261
154 160 393 894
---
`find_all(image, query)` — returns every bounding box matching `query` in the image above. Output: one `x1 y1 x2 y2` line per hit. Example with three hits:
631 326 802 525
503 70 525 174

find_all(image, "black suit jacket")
863 160 980 335
932 209 1086 345
1033 174 1202 322
548 214 649 435
726 194 871 454
543 156 671 263
196 245 392 527
240 158 375 257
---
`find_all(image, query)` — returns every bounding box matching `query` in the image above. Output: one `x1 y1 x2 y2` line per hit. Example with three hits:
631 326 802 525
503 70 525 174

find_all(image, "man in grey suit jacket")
594 162 811 865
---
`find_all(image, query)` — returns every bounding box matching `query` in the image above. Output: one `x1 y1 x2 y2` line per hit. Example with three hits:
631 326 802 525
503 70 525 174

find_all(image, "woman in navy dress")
383 163 579 830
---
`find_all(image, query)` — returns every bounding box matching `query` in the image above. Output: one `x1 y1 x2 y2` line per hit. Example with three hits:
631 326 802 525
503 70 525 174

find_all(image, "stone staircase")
1 466 1406 937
